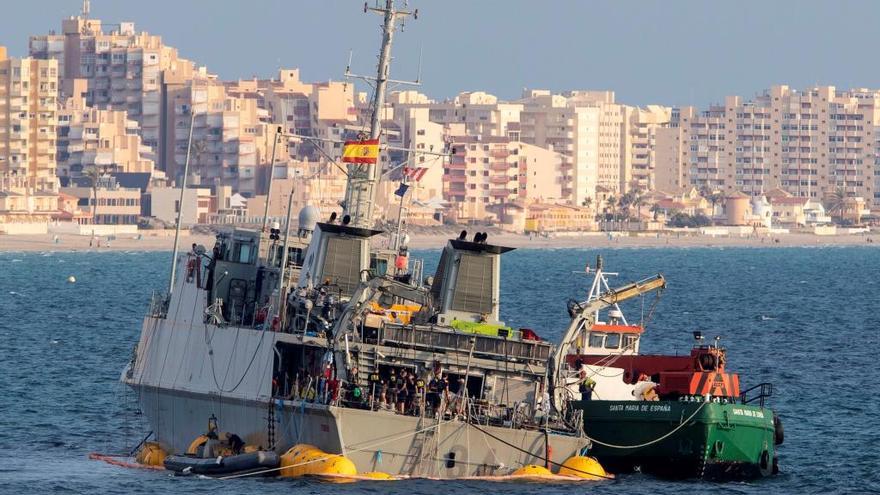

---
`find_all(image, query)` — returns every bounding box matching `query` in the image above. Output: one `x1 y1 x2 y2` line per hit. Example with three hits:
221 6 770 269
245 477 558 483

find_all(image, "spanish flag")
342 139 380 164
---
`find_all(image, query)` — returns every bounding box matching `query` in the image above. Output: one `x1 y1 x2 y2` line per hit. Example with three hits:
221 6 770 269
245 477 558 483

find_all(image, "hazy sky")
3 0 880 107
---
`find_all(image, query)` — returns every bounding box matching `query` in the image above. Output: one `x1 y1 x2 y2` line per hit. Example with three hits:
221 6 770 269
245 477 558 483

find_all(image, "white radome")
298 205 320 232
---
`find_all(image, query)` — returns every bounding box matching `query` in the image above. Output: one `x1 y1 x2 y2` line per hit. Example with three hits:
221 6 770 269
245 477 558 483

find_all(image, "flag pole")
168 105 196 295
393 175 408 251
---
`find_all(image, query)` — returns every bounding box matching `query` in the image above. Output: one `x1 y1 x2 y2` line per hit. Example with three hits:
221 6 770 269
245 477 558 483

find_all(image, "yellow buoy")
557 455 610 480
135 441 167 467
279 444 357 479
359 471 395 480
512 464 554 477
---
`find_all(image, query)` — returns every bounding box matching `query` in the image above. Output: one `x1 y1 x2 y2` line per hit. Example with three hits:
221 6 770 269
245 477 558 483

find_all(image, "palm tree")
84 166 100 224
699 186 723 218
824 186 848 221
632 191 645 221
605 195 617 224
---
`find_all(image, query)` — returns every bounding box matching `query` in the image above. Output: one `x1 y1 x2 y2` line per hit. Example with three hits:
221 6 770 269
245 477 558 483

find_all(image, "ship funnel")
429 237 514 326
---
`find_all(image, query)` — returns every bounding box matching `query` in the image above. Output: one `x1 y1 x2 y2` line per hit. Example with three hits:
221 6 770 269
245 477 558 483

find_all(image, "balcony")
490 175 511 184
490 162 509 172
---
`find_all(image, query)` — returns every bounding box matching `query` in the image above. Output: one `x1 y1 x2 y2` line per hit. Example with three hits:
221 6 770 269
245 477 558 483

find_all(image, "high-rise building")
30 15 196 161
444 135 565 222
261 69 357 163
627 105 672 192
0 46 59 192
656 85 879 211
57 79 155 178
163 76 275 196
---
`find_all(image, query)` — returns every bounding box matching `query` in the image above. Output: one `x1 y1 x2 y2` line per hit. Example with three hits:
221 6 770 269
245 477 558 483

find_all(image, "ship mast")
343 0 415 228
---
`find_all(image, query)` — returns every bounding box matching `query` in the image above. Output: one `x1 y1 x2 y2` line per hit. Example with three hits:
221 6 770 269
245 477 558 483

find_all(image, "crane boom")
549 274 666 412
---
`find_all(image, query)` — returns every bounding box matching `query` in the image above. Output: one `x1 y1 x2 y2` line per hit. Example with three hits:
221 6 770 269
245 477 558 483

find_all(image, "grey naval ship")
121 1 653 479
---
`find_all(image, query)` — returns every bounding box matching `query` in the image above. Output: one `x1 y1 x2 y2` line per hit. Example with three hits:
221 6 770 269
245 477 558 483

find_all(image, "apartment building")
163 77 274 196
519 91 596 206
628 105 673 192
30 16 196 161
0 47 59 192
656 85 879 211
57 79 155 178
260 69 357 162
444 135 565 222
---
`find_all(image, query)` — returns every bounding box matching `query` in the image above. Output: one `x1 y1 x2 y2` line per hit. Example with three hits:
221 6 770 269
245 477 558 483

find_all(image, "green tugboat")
551 256 782 479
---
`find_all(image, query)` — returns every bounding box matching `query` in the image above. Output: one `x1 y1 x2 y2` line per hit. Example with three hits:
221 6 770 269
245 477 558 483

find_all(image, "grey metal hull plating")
130 383 587 478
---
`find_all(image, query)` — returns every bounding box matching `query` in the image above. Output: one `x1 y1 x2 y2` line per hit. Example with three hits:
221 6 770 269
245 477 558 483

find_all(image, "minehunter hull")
571 400 777 479
123 316 588 478
129 383 588 478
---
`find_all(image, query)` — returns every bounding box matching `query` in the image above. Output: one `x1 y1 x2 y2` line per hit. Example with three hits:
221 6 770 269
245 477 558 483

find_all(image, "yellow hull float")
279 444 396 482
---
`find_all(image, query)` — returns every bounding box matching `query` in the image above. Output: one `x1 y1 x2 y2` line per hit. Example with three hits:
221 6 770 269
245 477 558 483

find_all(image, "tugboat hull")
571 400 777 479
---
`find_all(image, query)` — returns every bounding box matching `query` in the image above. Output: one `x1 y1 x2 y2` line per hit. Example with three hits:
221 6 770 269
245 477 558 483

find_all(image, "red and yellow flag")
342 139 380 164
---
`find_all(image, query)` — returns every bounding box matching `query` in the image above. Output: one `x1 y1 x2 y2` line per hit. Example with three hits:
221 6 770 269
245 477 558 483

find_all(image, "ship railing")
377 324 552 362
148 290 169 319
739 382 773 407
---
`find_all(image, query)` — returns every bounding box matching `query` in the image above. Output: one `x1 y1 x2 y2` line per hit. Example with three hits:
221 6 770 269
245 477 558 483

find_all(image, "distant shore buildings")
1 7 878 234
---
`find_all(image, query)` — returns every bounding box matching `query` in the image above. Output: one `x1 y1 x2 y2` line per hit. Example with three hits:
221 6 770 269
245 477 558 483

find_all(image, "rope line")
464 421 615 481
583 401 707 450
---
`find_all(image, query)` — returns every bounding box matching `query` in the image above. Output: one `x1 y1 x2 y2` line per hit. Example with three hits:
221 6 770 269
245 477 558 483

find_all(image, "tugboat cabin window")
623 333 639 350
588 332 606 348
605 333 621 349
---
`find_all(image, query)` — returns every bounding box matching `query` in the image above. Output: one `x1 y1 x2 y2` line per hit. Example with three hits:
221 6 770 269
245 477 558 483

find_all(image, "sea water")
1 247 878 494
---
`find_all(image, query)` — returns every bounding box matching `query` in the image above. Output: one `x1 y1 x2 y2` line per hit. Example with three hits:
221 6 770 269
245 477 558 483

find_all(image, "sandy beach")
0 230 877 252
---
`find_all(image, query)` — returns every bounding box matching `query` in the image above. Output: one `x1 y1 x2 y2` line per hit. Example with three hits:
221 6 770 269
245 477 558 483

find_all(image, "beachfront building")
519 90 671 206
0 47 60 233
144 186 212 225
444 135 566 223
260 69 357 164
628 105 673 192
655 85 879 213
60 175 140 225
162 76 276 196
56 79 155 178
29 13 196 161
0 47 60 193
523 203 595 232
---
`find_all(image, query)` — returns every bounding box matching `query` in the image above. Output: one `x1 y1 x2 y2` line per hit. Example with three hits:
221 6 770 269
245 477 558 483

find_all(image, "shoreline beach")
0 231 877 253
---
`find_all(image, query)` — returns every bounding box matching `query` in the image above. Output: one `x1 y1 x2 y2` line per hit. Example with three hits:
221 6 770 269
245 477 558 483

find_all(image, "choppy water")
1 247 878 494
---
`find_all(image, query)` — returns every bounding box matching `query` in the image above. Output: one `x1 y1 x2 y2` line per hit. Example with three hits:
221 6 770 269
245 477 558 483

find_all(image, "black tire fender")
773 412 784 445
